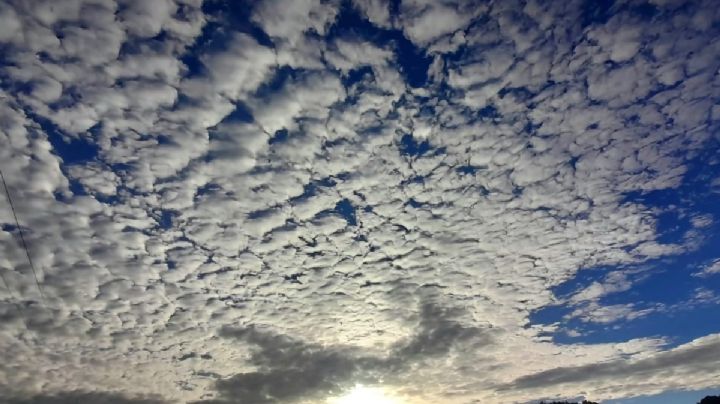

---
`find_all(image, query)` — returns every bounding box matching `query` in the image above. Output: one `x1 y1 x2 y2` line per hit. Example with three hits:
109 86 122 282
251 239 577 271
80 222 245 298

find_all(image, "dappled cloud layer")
1 0 719 403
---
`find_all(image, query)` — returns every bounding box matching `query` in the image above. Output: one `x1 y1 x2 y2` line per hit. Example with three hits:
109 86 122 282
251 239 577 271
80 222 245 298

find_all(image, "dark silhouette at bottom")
534 395 720 404
539 401 599 404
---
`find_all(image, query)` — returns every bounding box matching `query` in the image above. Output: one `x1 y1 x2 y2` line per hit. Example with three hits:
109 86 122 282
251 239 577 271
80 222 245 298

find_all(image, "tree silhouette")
538 401 599 404
533 394 720 404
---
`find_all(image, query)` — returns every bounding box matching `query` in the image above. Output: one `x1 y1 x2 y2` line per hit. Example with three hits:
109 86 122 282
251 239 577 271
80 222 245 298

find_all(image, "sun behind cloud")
328 385 402 404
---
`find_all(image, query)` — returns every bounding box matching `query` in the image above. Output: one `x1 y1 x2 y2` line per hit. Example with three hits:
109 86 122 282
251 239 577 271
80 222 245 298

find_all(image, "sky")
0 0 719 403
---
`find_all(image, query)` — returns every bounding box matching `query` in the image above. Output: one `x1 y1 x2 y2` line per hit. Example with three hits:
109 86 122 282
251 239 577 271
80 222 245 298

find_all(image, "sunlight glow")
329 385 401 404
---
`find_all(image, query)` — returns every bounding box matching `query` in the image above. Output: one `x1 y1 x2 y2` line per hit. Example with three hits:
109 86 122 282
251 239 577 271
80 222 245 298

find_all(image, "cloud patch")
197 302 491 403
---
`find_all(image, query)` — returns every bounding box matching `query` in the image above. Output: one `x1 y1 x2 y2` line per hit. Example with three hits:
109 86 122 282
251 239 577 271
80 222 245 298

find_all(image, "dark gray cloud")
3 390 169 404
196 303 491 403
392 303 491 362
506 335 720 391
204 326 376 404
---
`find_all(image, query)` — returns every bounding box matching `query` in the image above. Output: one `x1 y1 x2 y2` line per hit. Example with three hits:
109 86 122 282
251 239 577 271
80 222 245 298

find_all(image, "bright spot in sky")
329 385 401 404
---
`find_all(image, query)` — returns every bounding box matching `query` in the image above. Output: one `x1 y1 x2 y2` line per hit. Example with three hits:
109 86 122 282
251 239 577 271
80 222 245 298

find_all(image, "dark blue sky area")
531 141 720 346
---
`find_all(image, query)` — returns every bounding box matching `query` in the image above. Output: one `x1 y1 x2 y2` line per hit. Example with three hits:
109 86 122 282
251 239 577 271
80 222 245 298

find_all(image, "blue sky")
606 388 720 404
0 0 719 403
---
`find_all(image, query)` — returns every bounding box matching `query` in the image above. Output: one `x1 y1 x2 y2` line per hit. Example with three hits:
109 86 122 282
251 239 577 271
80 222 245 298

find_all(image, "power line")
0 168 47 305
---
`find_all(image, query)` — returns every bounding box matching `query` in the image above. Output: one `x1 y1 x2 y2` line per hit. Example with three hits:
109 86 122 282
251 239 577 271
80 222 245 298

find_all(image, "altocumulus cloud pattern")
0 0 719 403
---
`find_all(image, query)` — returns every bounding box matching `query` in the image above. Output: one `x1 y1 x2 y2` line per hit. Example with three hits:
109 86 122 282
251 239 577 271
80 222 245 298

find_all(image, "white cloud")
691 213 714 228
694 259 720 278
252 0 339 45
504 333 720 401
567 302 657 324
399 0 483 47
352 0 391 28
193 33 276 101
67 163 120 196
118 0 177 39
250 71 345 135
0 4 21 42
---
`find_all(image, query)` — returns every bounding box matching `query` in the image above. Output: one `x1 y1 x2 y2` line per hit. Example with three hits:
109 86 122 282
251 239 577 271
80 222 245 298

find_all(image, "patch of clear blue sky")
530 137 720 346
605 388 719 404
